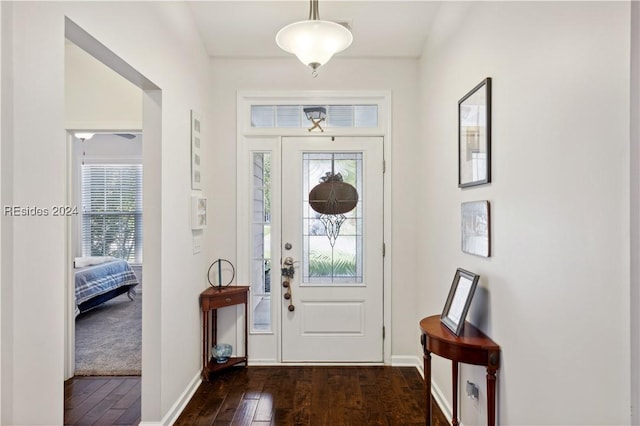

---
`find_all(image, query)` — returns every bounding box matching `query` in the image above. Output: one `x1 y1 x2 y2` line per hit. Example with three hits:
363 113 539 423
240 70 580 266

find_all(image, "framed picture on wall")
441 268 480 336
458 78 491 188
191 110 203 190
191 195 207 230
461 200 490 257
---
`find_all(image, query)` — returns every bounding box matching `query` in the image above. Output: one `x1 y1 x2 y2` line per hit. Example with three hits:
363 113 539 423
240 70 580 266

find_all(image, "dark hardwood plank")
176 366 446 426
64 376 140 426
66 367 447 426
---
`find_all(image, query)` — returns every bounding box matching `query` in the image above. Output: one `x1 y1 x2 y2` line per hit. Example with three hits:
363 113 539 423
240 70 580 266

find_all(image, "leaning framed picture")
458 77 491 188
441 268 480 336
461 200 490 257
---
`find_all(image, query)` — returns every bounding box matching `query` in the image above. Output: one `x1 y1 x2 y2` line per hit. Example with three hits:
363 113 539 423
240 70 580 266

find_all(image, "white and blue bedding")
74 257 139 314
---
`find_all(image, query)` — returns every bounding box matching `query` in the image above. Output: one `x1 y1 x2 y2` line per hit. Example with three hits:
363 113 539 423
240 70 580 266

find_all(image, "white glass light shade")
276 20 352 70
74 132 95 140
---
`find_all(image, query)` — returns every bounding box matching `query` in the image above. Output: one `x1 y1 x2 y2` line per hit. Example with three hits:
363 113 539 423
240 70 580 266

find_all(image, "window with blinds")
81 164 143 263
251 105 378 128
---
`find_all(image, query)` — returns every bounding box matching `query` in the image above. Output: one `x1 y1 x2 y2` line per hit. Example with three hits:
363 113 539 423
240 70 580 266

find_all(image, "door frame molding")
236 91 392 364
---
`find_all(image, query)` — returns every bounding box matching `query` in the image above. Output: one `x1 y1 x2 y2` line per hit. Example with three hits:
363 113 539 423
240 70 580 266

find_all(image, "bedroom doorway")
70 132 143 377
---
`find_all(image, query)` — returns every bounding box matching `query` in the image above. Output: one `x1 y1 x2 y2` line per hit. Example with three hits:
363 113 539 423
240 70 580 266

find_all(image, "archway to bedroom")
63 19 161 425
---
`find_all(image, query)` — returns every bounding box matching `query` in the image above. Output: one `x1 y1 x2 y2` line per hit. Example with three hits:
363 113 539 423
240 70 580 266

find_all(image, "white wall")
631 1 640 423
65 42 142 131
4 2 210 424
418 2 631 425
207 57 421 360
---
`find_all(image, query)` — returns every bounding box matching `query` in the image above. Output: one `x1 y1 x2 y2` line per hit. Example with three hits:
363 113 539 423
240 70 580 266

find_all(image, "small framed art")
191 195 207 230
191 110 203 190
458 78 491 188
441 268 480 336
461 200 490 257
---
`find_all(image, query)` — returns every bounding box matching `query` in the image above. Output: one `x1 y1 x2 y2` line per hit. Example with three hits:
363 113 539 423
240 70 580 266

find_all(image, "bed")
74 257 139 315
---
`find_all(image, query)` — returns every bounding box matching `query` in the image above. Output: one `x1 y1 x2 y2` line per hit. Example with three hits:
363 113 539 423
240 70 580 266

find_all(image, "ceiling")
186 1 442 59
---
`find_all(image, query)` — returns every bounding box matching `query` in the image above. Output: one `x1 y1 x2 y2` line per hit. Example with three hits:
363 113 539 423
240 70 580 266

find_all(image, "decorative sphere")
212 343 232 363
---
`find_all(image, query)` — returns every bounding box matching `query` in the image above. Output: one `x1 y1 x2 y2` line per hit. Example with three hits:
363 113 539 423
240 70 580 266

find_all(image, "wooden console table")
200 286 249 380
420 315 500 426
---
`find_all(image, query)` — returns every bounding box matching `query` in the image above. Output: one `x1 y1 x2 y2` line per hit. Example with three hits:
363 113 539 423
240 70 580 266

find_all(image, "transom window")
251 105 378 128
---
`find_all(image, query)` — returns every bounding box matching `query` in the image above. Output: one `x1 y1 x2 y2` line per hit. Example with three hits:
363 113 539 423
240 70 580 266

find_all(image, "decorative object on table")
303 106 327 132
212 343 233 363
458 78 491 188
275 0 353 77
207 258 235 289
440 268 480 336
191 109 203 190
461 200 490 257
191 194 207 230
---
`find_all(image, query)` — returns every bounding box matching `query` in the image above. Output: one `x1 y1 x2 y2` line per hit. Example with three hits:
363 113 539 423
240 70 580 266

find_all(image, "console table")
419 315 500 426
200 286 249 380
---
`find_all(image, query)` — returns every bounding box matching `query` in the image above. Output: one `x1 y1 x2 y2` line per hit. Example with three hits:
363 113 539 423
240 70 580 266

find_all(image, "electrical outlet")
466 380 479 400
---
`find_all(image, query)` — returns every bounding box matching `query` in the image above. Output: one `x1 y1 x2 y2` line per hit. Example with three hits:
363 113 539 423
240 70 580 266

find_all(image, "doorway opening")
236 92 392 365
71 132 143 376
64 16 162 425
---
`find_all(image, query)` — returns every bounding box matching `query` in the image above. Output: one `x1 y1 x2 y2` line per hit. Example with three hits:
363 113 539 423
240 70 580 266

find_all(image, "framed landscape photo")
461 200 490 257
458 78 491 188
441 268 480 336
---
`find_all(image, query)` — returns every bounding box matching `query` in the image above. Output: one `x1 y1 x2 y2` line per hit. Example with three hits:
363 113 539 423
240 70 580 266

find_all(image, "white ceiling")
186 1 442 59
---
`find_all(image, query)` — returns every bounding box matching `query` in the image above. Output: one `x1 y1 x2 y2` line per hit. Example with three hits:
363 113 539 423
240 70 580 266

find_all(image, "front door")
281 136 384 362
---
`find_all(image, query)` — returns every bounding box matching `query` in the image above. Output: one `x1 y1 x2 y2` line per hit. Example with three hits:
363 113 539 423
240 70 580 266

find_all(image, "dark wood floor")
176 366 448 426
64 376 141 426
64 367 448 426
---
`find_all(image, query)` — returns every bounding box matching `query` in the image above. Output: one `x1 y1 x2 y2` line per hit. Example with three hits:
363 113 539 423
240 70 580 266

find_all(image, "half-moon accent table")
419 315 500 426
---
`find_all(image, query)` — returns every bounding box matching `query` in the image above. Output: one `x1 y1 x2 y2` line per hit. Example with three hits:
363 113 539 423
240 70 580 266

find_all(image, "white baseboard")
390 355 421 367
247 359 279 366
138 371 202 426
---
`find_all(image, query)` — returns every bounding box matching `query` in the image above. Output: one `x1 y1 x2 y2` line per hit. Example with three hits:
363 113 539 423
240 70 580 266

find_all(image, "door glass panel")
302 152 363 285
251 152 271 332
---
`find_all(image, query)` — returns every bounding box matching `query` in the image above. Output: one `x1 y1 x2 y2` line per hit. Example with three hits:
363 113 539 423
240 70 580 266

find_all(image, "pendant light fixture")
275 0 353 77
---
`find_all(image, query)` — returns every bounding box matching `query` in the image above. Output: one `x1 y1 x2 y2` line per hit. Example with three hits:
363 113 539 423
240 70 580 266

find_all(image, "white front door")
281 136 384 362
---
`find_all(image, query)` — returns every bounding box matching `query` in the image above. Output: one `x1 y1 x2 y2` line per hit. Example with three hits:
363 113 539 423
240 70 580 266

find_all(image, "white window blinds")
81 164 143 263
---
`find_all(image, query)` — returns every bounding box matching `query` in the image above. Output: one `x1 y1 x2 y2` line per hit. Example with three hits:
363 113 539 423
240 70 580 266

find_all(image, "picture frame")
461 200 490 257
191 195 207 230
458 78 491 188
191 110 203 190
441 268 480 336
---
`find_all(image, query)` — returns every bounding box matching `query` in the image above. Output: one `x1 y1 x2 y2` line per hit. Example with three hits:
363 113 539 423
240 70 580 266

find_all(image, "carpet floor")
75 292 141 376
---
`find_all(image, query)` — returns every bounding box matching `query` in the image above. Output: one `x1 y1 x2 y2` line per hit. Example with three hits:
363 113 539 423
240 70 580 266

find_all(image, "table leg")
487 368 497 426
244 300 248 367
202 311 208 381
424 351 432 426
452 361 459 426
